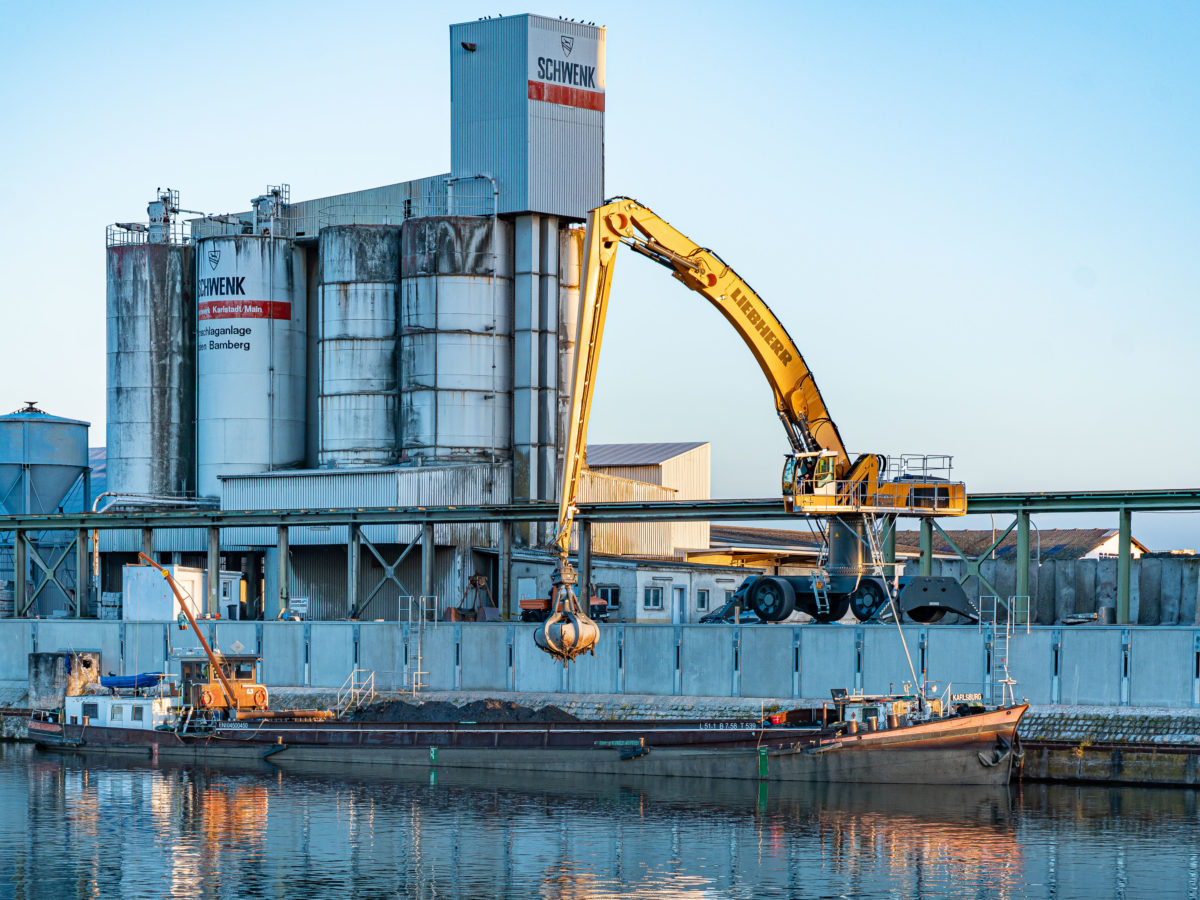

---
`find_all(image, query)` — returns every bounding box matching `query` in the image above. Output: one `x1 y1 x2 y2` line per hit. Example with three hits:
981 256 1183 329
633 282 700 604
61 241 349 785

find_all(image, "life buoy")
252 688 268 708
199 688 214 708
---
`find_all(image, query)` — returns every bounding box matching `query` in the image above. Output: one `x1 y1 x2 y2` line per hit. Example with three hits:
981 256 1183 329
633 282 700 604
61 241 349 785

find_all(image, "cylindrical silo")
106 241 196 496
399 216 513 463
0 405 90 515
318 225 402 467
195 236 306 498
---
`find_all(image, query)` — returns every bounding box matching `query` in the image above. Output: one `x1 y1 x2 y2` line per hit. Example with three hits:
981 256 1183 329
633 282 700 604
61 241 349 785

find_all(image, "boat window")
81 703 98 720
111 705 124 721
70 716 78 725
132 706 144 722
234 663 255 680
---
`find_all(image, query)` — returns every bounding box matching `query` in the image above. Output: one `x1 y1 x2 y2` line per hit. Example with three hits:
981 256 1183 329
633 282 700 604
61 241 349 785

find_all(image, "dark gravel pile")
351 698 580 724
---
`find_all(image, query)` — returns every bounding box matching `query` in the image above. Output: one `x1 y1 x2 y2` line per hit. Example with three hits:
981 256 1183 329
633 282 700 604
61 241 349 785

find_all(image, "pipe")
91 492 217 513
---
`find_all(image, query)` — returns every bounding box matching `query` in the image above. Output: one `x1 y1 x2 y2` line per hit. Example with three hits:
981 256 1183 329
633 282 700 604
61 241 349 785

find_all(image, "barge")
29 691 1027 786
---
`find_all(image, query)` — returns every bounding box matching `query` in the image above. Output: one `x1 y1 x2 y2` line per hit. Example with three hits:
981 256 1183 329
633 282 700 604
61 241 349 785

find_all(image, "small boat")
28 556 1027 786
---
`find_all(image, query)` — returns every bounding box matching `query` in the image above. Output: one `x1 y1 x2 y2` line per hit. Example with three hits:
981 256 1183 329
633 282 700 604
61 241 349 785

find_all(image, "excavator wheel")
811 594 851 624
749 577 796 622
849 580 888 622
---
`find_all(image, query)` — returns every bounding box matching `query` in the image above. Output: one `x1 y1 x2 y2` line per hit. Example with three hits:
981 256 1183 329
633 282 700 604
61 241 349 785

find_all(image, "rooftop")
586 442 707 467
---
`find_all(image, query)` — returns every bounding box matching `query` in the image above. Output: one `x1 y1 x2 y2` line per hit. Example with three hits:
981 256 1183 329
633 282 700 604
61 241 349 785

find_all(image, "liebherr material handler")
534 198 968 663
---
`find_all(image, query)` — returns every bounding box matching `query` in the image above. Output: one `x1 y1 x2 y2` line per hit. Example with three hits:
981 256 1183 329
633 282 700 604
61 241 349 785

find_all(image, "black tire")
749 577 796 622
812 593 851 624
849 580 888 622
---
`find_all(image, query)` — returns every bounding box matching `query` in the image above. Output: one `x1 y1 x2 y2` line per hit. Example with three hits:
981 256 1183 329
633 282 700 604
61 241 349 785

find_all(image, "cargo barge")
29 693 1026 787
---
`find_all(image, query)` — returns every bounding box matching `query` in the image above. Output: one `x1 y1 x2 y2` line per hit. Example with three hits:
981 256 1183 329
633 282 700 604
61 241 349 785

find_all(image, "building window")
697 589 709 611
644 587 663 610
132 706 144 722
110 705 123 721
596 585 620 609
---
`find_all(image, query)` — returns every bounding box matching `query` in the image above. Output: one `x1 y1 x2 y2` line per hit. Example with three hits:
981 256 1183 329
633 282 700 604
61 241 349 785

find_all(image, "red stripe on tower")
198 300 292 321
528 81 605 111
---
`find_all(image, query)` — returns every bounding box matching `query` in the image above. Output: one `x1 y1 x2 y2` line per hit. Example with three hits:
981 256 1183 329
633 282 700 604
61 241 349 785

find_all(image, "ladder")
859 513 900 614
805 519 832 615
979 594 1029 705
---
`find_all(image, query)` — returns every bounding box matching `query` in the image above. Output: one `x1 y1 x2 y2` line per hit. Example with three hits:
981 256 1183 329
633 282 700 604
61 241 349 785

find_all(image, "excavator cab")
782 451 839 501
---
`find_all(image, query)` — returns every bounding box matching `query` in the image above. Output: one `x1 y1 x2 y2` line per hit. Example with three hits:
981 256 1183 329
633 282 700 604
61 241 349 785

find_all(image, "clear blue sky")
1 2 1197 546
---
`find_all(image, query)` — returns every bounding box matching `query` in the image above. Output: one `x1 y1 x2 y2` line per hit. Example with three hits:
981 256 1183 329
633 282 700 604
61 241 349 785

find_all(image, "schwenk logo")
207 249 221 270
561 35 574 57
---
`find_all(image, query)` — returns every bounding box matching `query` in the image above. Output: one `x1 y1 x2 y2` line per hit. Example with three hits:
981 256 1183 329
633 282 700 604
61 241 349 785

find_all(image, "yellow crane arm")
555 197 868 554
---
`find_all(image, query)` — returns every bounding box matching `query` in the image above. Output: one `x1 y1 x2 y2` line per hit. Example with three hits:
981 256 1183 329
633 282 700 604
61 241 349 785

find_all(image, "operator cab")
782 450 839 503
179 653 268 712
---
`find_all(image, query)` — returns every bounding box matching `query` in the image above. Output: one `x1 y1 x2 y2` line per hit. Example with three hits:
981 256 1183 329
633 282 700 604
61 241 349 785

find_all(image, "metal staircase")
336 669 377 716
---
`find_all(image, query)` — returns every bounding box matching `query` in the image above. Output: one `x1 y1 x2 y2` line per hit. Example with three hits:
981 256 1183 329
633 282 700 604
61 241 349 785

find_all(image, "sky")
1 1 1197 546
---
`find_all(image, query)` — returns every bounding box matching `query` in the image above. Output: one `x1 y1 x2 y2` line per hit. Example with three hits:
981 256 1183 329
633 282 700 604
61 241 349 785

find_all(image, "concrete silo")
318 225 402 467
105 189 196 497
195 233 307 497
399 216 514 463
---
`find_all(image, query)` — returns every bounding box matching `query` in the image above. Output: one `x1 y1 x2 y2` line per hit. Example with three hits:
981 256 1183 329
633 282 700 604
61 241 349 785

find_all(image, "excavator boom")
543 197 966 659
557 198 853 555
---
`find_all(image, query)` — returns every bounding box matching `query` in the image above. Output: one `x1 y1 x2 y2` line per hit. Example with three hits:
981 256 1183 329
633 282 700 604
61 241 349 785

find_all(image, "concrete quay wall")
2 620 1199 709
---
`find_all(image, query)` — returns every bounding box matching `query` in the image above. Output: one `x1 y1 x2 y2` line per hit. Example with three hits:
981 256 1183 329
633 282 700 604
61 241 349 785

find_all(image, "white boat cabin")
63 695 178 730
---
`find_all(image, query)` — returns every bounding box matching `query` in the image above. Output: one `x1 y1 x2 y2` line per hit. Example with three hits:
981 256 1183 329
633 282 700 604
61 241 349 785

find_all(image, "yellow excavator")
533 198 968 663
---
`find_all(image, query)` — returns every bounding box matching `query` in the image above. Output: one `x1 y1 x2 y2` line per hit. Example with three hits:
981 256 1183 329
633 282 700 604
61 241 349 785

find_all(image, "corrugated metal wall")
450 16 530 215
577 471 675 557
586 444 711 553
662 445 710 551
288 544 458 621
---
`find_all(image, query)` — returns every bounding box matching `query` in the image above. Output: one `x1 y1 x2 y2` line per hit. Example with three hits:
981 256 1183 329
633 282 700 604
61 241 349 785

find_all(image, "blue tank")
0 403 90 515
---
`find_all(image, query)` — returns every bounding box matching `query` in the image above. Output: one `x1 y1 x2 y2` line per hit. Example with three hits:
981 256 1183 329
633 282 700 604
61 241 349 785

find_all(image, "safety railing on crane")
789 476 967 516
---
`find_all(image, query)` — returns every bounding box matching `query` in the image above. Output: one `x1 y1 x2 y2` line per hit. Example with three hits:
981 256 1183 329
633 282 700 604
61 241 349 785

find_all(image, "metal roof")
0 403 89 426
892 527 1149 561
586 442 707 467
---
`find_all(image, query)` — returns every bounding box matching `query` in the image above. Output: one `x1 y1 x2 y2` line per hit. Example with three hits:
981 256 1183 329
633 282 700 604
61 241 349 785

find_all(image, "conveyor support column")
1117 508 1132 624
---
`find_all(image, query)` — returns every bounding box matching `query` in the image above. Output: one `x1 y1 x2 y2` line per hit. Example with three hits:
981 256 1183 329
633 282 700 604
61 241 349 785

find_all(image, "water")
2 742 1198 899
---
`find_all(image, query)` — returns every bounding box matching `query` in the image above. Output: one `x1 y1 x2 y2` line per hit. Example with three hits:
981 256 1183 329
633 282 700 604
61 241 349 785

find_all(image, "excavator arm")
539 197 965 662
555 197 881 554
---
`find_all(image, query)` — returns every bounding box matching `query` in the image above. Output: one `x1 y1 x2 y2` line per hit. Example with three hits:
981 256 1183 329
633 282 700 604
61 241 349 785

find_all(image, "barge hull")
28 704 1026 787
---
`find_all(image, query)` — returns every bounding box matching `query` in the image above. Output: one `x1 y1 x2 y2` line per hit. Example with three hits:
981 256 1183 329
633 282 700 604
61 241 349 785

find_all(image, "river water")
1 742 1197 899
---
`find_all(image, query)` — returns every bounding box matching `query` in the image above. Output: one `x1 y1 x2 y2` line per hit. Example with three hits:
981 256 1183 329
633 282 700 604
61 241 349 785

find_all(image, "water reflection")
2 742 1197 898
